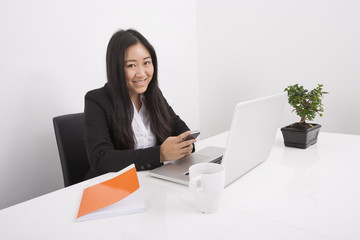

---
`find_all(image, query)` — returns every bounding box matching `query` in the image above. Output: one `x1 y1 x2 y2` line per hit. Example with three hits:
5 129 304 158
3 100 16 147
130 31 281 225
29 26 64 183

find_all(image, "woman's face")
124 43 154 101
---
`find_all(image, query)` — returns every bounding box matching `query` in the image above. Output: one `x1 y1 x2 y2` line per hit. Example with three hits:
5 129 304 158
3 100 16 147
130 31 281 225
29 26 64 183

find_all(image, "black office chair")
53 113 90 187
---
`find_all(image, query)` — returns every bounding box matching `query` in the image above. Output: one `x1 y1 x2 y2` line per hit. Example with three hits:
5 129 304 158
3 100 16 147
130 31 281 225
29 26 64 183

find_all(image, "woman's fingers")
179 141 194 157
177 131 191 142
184 143 193 157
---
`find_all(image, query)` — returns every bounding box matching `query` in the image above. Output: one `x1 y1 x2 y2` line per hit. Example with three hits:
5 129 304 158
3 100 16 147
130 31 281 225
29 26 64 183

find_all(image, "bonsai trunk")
300 116 306 124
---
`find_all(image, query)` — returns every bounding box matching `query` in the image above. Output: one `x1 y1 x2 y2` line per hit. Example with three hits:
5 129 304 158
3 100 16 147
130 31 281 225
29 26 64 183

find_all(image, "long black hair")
106 29 172 150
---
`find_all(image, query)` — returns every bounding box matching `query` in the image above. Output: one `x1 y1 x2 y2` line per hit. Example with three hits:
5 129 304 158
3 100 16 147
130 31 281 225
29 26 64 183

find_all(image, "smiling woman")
83 29 196 179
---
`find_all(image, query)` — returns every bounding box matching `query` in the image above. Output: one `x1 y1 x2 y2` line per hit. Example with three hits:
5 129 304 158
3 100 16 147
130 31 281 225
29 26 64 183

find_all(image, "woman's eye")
127 64 136 68
144 61 151 65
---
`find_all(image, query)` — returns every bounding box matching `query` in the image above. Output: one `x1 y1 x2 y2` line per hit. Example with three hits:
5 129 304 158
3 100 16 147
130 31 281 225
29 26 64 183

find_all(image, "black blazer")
83 85 191 179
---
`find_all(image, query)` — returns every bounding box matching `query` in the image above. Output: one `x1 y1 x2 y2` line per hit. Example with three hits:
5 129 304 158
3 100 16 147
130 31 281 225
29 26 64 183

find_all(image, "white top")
131 94 156 150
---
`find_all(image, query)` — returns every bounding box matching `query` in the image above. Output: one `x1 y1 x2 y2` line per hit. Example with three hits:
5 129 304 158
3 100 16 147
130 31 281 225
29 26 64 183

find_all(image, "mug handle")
189 176 203 192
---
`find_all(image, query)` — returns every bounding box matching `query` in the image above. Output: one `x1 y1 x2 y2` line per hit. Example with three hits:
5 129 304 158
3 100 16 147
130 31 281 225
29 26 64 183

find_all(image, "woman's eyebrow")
124 56 151 63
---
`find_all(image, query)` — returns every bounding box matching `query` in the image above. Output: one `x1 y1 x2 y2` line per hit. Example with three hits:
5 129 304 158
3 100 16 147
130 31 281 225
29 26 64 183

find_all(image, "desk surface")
1 131 359 240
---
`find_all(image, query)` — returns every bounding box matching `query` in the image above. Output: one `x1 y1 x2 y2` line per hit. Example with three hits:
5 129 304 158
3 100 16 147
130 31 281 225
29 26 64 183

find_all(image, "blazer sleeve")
83 90 163 178
167 103 191 136
165 100 195 153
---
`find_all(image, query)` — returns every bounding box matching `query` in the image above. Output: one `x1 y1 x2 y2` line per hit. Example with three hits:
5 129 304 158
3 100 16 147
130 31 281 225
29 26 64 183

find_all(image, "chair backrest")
53 113 89 187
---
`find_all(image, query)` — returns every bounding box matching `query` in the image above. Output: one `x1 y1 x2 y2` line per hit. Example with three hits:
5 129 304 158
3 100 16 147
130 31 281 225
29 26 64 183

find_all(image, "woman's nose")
136 66 146 77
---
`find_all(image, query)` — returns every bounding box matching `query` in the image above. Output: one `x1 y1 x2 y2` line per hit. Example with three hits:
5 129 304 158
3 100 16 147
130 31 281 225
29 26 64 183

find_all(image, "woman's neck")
131 94 142 112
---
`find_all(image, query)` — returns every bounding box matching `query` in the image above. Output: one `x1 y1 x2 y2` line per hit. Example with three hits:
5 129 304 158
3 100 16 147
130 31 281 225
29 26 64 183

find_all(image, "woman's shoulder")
84 84 113 116
85 84 110 102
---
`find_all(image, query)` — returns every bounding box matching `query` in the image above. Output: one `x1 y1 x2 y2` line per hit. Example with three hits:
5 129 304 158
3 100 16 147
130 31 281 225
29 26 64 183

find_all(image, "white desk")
1 131 359 240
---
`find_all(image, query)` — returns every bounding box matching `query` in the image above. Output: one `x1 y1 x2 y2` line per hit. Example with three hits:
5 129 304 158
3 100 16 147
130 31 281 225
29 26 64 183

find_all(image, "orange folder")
76 164 145 222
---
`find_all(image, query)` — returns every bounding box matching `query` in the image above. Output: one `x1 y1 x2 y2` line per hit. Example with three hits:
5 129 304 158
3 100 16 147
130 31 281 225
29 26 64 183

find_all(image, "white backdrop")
197 0 360 138
0 0 198 209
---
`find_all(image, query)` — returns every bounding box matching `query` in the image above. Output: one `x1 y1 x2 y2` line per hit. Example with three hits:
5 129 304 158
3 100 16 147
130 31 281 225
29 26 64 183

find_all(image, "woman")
83 29 195 179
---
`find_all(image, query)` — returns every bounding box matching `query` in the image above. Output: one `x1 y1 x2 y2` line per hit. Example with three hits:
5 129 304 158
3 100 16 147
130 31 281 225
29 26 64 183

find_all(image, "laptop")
149 92 287 187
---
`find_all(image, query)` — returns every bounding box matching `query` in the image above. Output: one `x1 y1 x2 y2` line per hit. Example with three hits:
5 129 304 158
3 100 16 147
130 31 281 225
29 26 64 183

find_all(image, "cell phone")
182 130 200 141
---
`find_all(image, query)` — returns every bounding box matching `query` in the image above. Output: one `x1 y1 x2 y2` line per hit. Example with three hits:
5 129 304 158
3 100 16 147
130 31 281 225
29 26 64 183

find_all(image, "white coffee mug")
189 163 225 214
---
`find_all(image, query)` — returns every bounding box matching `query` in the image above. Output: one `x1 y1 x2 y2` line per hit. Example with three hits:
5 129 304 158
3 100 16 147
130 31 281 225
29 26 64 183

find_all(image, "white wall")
197 0 360 138
0 0 198 209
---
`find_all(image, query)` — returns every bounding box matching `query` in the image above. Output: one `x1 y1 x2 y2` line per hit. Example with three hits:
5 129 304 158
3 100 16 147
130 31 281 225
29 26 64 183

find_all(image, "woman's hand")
160 131 196 162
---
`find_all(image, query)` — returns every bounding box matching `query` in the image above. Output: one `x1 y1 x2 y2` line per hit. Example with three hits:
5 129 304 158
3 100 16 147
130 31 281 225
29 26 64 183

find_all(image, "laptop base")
149 146 225 186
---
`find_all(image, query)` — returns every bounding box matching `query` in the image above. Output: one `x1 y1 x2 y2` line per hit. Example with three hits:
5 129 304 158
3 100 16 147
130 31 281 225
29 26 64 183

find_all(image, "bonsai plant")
281 84 328 149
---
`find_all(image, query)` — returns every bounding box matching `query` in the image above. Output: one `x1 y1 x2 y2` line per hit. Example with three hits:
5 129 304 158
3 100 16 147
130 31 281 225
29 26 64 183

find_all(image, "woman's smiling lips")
133 78 147 85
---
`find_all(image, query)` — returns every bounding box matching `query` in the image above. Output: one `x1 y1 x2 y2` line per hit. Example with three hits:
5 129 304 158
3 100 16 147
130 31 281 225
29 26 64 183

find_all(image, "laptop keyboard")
210 156 223 164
